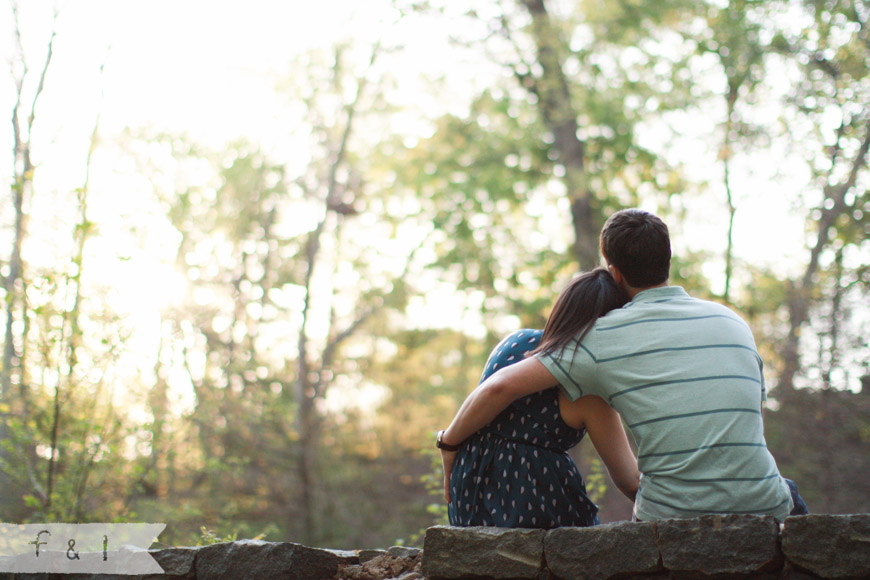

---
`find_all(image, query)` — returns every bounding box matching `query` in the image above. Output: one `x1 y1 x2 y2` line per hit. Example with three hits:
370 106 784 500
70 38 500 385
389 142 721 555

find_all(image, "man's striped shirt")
537 285 793 521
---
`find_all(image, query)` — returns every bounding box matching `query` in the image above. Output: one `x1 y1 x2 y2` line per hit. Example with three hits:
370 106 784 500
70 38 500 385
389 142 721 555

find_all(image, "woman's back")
481 387 584 451
447 330 599 528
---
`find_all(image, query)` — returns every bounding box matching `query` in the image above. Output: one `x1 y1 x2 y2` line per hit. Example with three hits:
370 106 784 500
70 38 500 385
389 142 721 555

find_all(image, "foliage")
197 526 240 546
2 0 869 548
400 448 449 547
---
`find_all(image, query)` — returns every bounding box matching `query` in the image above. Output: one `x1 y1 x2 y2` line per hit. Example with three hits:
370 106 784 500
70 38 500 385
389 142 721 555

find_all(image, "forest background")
0 0 868 550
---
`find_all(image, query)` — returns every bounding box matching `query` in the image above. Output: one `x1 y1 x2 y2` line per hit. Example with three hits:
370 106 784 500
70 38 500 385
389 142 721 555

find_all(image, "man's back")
539 285 794 521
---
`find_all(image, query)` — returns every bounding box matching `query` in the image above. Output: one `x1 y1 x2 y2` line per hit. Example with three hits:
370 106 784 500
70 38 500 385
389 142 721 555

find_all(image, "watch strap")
436 430 461 452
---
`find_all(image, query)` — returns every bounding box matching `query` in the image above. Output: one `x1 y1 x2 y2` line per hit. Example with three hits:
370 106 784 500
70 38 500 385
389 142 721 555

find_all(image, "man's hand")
440 449 458 503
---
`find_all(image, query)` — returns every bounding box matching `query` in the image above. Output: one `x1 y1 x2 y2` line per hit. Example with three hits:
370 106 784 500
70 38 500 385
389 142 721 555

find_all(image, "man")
439 208 804 521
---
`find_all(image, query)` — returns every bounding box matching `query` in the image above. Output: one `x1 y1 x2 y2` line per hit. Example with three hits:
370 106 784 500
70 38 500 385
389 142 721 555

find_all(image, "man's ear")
608 263 625 286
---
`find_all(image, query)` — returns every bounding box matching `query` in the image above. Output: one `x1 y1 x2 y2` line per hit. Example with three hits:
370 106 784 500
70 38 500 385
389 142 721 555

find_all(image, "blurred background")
0 0 867 549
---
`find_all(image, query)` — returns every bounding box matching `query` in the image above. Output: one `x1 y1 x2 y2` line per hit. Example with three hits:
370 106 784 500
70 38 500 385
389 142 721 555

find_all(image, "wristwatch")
436 430 461 452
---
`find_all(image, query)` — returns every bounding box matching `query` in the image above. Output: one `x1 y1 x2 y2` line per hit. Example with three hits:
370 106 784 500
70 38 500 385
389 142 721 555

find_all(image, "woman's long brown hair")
529 267 628 359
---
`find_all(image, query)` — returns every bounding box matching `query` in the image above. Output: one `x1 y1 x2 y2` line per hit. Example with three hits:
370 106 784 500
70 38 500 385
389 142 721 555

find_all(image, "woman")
438 268 639 528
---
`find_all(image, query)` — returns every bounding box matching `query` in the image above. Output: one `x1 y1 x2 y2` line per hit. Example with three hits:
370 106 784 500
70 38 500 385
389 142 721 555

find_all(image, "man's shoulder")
594 289 752 335
682 294 737 311
646 287 746 318
683 293 751 323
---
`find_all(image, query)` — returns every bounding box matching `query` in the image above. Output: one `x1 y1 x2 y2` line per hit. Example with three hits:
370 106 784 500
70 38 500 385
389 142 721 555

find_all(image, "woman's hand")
440 448 458 503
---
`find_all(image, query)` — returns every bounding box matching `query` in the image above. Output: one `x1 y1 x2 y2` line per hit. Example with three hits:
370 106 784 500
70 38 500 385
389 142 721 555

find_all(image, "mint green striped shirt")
537 286 793 521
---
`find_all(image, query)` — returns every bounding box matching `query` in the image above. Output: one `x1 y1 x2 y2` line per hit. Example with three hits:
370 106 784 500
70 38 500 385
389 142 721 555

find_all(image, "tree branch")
325 37 384 205
28 27 56 133
803 117 870 290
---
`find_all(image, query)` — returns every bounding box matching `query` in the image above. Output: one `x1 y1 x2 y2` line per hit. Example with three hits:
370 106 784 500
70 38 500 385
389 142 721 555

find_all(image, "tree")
0 0 58 521
751 0 870 513
1 0 136 523
404 0 693 270
136 37 436 545
768 0 870 398
3 0 56 398
690 0 769 303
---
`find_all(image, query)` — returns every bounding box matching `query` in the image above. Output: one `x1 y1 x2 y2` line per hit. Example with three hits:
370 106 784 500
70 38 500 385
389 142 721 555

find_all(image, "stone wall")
423 514 870 580
2 514 868 580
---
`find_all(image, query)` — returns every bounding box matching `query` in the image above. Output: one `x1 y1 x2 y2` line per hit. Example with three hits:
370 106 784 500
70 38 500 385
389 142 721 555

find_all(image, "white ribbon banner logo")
0 523 166 574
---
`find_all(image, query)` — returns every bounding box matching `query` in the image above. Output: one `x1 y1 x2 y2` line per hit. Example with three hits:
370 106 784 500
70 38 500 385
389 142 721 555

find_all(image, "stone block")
195 539 356 580
544 522 660 580
781 561 826 580
656 514 782 579
782 514 870 579
422 526 545 580
148 546 197 579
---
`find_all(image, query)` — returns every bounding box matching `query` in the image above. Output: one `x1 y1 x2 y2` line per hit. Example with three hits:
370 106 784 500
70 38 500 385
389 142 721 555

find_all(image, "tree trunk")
3 6 56 398
778 119 870 398
721 91 738 304
519 0 601 270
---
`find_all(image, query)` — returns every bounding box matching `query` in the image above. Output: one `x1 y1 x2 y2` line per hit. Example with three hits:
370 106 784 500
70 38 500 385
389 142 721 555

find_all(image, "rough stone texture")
335 553 422 580
422 526 545 580
655 514 782 579
4 516 870 580
544 521 660 580
148 546 198 579
195 539 357 580
781 561 826 580
359 550 389 564
387 546 421 559
782 514 870 579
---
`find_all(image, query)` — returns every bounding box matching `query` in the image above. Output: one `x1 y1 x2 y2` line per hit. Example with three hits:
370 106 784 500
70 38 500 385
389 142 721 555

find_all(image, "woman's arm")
559 392 639 501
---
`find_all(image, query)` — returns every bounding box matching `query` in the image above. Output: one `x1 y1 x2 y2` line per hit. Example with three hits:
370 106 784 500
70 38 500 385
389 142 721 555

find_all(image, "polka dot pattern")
447 329 599 529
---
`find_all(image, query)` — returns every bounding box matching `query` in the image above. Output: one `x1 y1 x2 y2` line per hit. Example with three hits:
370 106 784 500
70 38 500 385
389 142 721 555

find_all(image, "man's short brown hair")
599 208 671 288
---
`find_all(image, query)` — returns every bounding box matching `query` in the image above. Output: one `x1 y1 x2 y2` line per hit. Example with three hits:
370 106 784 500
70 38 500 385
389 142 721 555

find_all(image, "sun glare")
110 257 189 318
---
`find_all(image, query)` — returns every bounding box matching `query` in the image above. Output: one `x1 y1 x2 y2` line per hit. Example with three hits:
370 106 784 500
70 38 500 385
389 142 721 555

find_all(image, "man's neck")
624 281 669 299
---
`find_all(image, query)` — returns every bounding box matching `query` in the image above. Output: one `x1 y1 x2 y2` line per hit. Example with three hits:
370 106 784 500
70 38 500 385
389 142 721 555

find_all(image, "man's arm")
441 357 559 445
441 357 559 501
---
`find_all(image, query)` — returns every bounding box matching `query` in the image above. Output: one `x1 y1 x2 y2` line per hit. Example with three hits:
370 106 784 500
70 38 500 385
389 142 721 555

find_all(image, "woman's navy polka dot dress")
448 329 599 529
